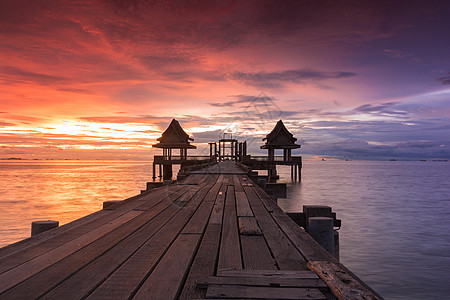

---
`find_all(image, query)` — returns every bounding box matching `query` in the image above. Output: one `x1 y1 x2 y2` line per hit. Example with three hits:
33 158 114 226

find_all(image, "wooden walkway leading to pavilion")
0 161 380 299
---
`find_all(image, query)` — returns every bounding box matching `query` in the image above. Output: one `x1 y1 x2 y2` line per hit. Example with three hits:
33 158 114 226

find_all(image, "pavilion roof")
153 119 196 149
261 120 300 149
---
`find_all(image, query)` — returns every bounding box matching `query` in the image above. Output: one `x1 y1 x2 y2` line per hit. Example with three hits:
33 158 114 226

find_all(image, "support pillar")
163 164 173 180
268 148 274 161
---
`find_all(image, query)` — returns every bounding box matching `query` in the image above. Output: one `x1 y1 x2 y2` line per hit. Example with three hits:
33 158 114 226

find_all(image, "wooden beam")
133 233 201 300
308 261 382 300
206 284 326 299
197 276 327 289
217 186 242 272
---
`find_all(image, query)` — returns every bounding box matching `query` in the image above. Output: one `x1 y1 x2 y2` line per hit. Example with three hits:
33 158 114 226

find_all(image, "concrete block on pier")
31 220 59 236
146 182 164 190
264 183 287 198
257 178 267 187
303 205 332 231
177 174 187 181
103 200 120 210
308 217 334 255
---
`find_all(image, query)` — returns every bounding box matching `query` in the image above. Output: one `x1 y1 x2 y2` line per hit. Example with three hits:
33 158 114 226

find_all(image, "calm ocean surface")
0 160 449 299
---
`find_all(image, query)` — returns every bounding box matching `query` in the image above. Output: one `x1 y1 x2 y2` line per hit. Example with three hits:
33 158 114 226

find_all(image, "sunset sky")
1 0 449 160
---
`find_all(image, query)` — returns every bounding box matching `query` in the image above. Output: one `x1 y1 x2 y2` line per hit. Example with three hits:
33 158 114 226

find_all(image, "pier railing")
246 155 302 163
154 155 215 164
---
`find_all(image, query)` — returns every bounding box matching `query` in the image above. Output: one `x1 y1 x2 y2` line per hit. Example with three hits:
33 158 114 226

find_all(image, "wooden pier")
0 161 380 299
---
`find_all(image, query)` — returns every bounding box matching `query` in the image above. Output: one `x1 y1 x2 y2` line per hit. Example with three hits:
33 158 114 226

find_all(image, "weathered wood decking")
0 161 380 299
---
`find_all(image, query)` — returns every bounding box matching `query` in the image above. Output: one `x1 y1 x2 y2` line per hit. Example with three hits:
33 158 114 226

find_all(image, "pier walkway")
0 161 379 299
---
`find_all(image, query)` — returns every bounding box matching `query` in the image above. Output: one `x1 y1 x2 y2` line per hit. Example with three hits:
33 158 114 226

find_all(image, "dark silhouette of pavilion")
261 120 301 160
153 119 196 180
151 119 302 181
256 120 302 180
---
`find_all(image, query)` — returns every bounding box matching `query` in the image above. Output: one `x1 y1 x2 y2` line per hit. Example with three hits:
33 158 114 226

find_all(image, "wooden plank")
181 176 221 234
206 285 326 299
232 175 244 192
179 182 227 299
0 185 170 261
0 189 193 298
241 235 277 270
133 233 201 299
217 185 242 272
308 261 382 300
179 174 207 185
208 186 226 225
0 182 188 267
0 210 143 294
217 269 319 279
250 183 275 213
238 217 261 236
84 183 211 299
235 191 253 217
40 187 206 300
197 276 327 289
251 184 338 264
0 209 109 260
0 185 191 275
244 186 307 270
271 211 338 263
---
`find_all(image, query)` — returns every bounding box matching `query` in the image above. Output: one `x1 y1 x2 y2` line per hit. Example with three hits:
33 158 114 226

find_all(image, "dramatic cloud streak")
0 0 449 160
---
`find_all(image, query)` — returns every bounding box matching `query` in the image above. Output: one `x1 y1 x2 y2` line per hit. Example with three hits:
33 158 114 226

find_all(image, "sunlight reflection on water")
0 160 157 247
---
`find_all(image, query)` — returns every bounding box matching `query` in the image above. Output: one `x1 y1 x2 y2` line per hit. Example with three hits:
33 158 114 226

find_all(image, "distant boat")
389 159 397 161
345 158 351 161
321 158 326 161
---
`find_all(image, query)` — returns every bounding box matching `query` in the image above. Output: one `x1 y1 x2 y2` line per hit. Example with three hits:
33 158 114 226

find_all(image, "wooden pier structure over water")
152 119 302 182
0 161 381 299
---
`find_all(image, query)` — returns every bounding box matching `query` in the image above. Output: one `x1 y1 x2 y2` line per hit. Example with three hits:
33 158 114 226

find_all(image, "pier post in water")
31 220 59 236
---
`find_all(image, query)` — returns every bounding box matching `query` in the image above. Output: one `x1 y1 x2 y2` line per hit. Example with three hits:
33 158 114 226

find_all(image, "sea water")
0 160 449 299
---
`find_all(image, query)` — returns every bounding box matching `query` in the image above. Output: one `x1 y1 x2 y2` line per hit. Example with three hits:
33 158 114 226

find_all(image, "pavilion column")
268 148 274 161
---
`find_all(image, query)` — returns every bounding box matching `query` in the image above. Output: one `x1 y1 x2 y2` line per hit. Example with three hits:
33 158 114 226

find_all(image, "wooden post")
152 162 156 179
163 164 173 180
31 220 59 236
159 164 162 178
268 148 274 161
